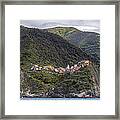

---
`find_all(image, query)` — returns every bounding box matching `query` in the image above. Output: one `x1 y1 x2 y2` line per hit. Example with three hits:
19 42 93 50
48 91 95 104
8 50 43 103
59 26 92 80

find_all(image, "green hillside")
20 26 90 69
20 26 100 98
46 27 100 66
47 27 79 38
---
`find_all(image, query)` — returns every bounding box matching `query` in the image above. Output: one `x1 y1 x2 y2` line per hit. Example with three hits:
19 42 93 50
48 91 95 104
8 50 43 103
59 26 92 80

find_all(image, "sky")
20 20 100 33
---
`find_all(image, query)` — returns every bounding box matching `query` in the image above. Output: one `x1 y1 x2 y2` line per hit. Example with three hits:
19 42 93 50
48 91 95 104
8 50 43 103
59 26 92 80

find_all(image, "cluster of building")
30 60 91 74
71 90 96 98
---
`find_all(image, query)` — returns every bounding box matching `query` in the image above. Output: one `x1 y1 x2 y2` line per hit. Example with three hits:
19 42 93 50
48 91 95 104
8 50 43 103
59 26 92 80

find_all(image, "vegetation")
20 26 100 98
46 27 100 66
46 27 79 38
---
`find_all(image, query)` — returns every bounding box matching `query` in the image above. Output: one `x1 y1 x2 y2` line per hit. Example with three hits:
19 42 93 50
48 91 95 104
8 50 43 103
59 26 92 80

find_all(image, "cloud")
20 20 100 33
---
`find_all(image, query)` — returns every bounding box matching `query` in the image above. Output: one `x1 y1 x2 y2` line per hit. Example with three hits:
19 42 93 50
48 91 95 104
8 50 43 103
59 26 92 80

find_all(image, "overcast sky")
20 20 100 33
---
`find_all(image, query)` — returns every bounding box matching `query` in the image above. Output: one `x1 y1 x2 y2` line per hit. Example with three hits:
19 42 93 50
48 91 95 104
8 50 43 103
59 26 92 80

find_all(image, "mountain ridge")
45 26 100 65
20 25 93 68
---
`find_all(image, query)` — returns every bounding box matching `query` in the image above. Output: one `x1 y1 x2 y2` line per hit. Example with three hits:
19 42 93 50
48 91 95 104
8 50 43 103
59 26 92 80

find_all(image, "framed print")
0 0 119 119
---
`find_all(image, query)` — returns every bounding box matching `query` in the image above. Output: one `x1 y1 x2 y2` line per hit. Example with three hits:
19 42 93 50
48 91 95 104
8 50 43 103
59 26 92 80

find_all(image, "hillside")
46 27 79 38
46 27 100 65
20 26 91 68
20 26 100 98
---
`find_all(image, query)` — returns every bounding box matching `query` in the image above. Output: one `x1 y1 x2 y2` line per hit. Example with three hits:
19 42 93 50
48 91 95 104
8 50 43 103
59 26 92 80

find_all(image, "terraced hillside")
20 26 100 98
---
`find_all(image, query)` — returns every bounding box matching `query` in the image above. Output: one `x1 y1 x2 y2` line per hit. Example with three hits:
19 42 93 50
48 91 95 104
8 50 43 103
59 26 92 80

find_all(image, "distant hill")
46 27 79 38
46 27 100 65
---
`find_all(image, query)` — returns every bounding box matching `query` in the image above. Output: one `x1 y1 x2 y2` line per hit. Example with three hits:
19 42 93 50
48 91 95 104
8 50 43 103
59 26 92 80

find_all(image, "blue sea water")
20 98 100 100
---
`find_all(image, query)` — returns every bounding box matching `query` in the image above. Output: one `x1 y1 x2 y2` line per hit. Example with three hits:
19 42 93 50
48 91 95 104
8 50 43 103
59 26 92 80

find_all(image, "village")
20 60 99 98
30 60 91 74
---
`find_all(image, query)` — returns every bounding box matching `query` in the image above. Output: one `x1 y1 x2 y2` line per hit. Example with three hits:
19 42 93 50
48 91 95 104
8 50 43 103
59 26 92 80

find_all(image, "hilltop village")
30 60 91 74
